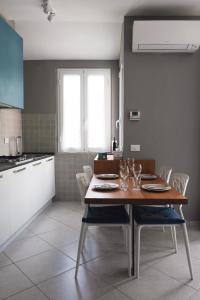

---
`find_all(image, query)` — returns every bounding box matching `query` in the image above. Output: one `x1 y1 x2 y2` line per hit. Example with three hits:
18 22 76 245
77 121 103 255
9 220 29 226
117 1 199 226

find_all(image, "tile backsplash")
22 113 56 153
0 109 22 156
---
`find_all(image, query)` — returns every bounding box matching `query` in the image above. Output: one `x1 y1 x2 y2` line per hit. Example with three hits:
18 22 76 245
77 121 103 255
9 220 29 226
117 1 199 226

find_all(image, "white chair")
75 173 133 277
158 165 172 232
133 173 193 280
158 165 172 184
83 165 93 184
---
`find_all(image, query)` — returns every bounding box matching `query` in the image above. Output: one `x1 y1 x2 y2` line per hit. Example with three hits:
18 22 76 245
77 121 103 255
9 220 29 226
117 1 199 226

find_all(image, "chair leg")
128 224 132 277
81 225 87 252
136 225 142 279
181 223 193 280
75 223 87 277
123 226 128 250
170 226 178 253
172 226 178 253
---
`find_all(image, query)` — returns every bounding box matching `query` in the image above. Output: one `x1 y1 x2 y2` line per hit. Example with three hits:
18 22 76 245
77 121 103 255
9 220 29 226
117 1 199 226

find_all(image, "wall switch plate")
131 144 140 151
4 137 9 144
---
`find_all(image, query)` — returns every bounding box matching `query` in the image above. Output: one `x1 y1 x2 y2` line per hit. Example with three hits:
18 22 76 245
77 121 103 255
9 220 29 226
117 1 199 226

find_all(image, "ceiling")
0 0 200 60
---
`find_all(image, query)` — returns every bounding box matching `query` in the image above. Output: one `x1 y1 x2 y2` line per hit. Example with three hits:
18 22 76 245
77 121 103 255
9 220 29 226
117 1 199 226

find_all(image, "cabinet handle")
33 162 42 167
0 175 3 179
13 167 26 174
46 158 53 162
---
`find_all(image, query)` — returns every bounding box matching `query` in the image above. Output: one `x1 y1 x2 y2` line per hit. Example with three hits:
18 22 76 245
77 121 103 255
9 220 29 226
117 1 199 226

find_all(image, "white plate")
96 174 119 179
92 183 119 191
141 184 171 192
140 174 157 180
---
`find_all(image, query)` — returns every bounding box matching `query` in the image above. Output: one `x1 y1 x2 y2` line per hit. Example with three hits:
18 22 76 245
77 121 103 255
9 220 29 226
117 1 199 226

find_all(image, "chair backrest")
158 166 172 184
76 173 89 207
170 173 189 196
83 165 93 183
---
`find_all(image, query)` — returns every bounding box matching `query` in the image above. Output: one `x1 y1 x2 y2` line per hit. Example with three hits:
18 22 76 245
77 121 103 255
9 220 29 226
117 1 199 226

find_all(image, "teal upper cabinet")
0 17 24 109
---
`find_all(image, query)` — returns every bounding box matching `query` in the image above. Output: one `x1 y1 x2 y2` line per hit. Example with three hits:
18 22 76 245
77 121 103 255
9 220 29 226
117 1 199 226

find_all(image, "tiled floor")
0 201 200 300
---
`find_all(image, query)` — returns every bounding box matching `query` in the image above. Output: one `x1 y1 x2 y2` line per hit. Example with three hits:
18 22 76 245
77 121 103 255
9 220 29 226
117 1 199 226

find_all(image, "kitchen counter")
0 153 54 173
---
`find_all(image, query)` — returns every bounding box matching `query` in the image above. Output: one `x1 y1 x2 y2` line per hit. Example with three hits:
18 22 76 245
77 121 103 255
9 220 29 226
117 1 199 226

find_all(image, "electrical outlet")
131 145 140 152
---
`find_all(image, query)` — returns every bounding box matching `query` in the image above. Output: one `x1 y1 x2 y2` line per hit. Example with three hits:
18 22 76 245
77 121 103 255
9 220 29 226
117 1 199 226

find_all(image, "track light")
42 0 56 22
47 11 56 22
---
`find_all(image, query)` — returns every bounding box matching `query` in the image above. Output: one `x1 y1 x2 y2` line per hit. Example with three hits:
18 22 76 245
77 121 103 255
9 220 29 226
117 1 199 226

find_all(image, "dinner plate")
92 183 119 191
140 174 157 180
141 184 171 192
96 174 119 179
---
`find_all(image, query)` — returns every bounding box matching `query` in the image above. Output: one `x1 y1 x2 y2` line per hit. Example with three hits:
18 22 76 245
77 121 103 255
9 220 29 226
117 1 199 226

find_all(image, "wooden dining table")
85 175 188 276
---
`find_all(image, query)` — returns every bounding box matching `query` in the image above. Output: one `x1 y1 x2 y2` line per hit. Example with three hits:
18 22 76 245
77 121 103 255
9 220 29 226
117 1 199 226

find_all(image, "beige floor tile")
96 289 131 300
5 236 53 262
28 215 67 234
38 266 111 300
14 229 36 241
188 290 200 300
2 202 200 300
89 226 125 245
6 286 48 300
0 253 12 268
38 226 79 247
84 251 131 285
16 248 75 284
153 252 200 290
59 229 126 263
0 264 33 300
117 267 195 300
52 212 83 230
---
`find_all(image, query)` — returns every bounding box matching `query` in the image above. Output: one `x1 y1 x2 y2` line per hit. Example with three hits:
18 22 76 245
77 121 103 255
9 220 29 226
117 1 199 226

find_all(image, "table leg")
131 205 135 276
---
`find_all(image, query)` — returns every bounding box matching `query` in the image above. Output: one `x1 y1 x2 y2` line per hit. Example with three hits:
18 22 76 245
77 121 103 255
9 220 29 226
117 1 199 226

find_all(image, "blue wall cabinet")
0 17 24 108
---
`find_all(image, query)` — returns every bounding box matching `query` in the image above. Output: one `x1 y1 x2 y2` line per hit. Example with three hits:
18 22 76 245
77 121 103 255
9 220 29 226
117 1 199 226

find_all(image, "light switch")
4 137 9 144
131 145 141 152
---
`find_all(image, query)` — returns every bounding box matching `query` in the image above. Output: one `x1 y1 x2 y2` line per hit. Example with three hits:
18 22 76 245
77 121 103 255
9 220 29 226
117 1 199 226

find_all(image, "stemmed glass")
119 160 129 191
127 158 134 177
132 163 142 190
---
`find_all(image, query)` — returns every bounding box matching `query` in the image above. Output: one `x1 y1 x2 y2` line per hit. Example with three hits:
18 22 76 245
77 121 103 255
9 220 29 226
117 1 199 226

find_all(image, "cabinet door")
0 170 11 245
0 17 23 108
29 160 46 213
44 157 55 201
9 165 31 234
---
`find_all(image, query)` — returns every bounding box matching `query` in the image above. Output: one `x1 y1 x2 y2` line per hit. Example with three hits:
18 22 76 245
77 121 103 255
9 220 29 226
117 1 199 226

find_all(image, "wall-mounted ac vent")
132 20 200 53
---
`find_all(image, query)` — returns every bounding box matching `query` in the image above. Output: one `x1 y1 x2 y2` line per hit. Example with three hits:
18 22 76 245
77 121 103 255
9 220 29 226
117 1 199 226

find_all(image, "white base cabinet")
0 170 12 245
0 156 55 248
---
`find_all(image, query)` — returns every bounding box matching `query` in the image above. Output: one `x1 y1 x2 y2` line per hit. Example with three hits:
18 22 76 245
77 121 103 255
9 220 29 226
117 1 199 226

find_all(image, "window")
57 69 111 152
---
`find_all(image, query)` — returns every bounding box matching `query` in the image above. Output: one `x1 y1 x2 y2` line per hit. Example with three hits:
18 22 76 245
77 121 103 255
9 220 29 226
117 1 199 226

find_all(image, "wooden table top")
85 175 188 205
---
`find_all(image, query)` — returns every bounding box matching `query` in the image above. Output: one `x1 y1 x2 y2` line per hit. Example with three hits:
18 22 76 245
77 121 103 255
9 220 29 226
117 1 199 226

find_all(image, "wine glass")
127 158 134 177
132 163 142 190
119 161 129 191
120 164 129 181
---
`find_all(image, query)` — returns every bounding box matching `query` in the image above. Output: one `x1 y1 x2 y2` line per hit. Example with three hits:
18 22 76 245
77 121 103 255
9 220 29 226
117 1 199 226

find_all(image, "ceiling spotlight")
47 11 56 22
42 0 56 21
42 0 49 14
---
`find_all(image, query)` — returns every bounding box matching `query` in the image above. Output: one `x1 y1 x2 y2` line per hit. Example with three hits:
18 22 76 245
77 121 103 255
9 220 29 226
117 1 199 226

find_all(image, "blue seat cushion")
133 206 185 225
82 206 129 224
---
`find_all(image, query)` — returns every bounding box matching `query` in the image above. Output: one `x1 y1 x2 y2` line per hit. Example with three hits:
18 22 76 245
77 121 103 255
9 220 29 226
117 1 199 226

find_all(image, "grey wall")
123 17 200 220
23 60 119 202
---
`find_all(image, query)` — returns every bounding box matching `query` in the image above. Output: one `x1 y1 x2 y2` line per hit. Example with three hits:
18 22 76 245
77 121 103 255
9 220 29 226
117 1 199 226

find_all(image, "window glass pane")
87 74 107 151
62 74 81 151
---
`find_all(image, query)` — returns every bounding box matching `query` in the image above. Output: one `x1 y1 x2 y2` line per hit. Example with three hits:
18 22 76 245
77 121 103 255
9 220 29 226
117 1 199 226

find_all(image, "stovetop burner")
0 155 34 165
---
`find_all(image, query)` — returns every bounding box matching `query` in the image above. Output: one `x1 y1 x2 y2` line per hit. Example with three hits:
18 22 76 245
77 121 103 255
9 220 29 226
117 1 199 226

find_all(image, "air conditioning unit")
132 20 200 53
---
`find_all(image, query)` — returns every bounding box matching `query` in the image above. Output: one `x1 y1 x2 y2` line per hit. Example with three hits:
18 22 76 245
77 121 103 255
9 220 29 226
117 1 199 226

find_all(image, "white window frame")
57 68 111 153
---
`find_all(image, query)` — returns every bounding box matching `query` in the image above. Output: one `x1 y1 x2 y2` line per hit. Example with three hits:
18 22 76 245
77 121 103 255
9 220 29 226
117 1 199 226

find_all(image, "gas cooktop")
0 155 34 165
